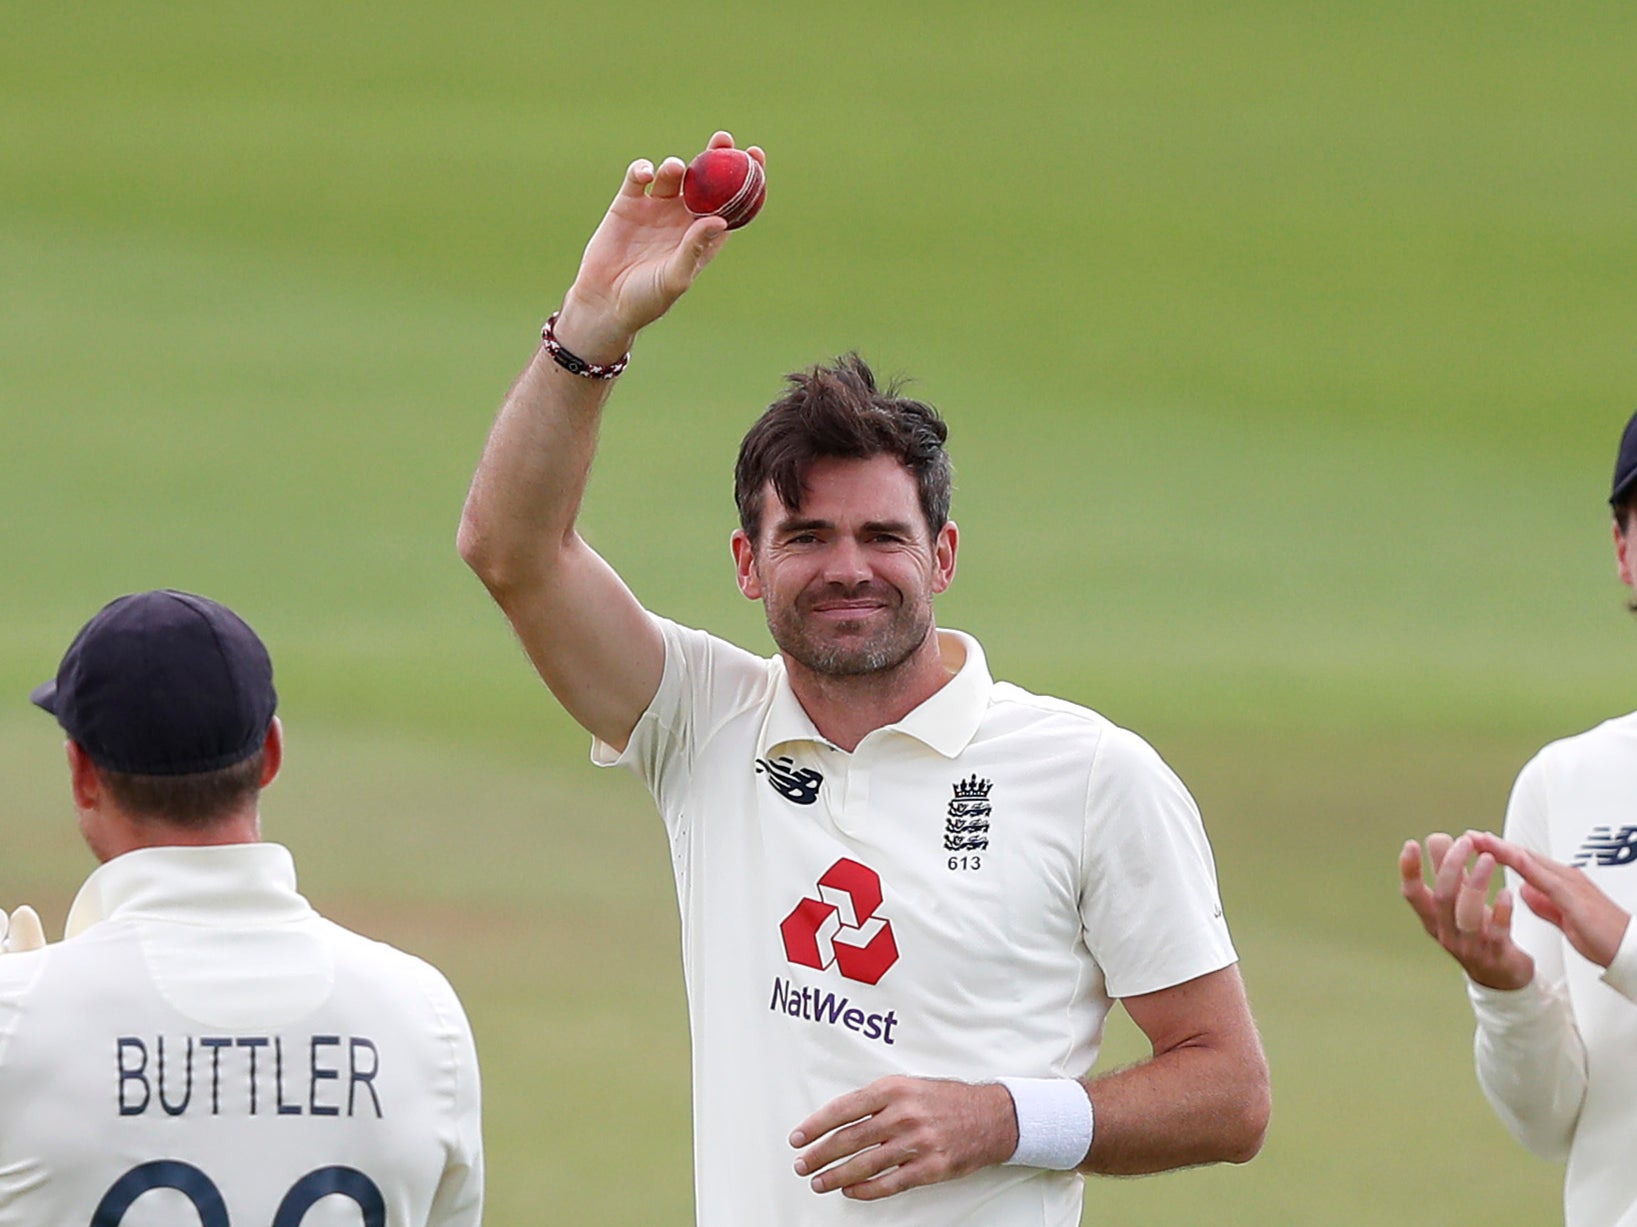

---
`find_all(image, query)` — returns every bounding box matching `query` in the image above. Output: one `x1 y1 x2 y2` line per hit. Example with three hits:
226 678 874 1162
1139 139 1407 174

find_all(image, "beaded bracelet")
541 311 630 380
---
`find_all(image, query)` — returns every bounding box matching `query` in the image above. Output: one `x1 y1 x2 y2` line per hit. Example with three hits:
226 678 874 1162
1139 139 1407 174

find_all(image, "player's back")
0 844 482 1227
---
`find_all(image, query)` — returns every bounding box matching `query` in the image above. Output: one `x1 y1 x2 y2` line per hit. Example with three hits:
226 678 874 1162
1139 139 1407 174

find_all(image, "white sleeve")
1079 726 1237 1000
1601 919 1637 1004
590 618 771 825
1469 753 1587 1161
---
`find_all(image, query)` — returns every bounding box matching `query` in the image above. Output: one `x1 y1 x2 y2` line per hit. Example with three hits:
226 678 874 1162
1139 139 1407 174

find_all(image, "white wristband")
997 1077 1093 1170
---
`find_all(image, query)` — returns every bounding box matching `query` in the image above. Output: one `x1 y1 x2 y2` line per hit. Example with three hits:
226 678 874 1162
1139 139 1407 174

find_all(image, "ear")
931 520 959 595
259 718 284 789
66 741 101 813
731 530 763 600
1617 520 1634 589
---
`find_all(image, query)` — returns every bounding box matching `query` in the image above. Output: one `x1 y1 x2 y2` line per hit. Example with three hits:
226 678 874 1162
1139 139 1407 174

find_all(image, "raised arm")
458 134 758 750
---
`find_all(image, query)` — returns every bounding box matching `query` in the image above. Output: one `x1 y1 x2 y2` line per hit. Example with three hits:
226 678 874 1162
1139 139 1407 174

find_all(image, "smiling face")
732 454 958 679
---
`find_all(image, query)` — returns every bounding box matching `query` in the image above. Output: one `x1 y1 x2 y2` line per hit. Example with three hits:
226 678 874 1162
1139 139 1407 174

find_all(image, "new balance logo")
755 756 822 806
1572 826 1637 868
779 859 899 985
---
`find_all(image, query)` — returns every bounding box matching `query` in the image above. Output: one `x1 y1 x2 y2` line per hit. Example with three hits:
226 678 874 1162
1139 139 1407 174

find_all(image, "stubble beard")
764 585 934 678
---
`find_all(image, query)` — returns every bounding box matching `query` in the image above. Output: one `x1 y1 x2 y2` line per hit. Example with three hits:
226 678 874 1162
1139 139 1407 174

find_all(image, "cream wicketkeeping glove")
0 906 46 953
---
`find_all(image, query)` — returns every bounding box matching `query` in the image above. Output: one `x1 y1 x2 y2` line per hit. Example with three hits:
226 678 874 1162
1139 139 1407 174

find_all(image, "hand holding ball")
682 147 766 230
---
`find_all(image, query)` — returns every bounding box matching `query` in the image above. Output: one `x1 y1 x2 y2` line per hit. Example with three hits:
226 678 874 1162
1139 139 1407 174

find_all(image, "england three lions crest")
945 775 992 851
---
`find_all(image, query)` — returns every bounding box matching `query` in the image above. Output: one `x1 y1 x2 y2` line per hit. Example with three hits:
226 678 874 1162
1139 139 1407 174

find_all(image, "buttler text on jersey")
115 1033 384 1118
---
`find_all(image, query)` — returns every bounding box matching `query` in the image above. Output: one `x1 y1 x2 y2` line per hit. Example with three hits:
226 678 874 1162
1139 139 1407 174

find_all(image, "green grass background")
5 2 1636 1222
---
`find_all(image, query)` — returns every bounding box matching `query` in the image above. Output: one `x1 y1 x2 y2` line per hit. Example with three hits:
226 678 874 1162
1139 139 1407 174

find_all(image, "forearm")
1079 1037 1269 1175
458 326 668 745
1468 975 1587 1160
457 315 623 596
462 146 732 595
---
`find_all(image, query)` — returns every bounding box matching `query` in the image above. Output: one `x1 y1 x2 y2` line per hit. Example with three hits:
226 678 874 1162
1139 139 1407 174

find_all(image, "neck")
92 809 262 862
785 629 958 752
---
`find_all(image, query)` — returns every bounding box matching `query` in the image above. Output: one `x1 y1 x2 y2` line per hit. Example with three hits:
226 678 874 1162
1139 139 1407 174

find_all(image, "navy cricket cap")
30 590 277 776
1612 409 1637 507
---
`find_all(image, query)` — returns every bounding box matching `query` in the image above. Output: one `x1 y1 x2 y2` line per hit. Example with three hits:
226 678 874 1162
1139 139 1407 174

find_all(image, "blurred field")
6 2 1637 1222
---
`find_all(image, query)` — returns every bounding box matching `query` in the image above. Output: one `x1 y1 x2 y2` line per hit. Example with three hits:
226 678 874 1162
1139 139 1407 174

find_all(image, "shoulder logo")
756 755 823 806
1572 826 1637 868
945 774 992 852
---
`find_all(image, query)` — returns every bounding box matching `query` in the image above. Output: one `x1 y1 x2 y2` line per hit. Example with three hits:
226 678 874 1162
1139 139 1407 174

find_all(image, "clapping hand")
1400 832 1534 990
1465 832 1631 970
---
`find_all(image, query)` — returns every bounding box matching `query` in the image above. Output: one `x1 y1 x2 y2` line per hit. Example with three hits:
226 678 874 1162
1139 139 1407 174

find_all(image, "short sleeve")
591 618 773 826
1078 727 1238 1000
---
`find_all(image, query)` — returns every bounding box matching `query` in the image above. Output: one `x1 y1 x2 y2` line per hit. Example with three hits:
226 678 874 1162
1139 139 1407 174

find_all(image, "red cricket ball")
682 146 766 230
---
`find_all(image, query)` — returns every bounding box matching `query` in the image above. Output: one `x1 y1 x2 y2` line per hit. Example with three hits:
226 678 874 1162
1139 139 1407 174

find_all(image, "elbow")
456 510 497 584
1225 1084 1271 1164
1220 1059 1272 1165
456 507 526 599
457 507 567 611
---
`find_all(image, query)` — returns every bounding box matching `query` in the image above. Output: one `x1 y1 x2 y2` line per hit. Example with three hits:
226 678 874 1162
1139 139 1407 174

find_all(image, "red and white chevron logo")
779 858 899 985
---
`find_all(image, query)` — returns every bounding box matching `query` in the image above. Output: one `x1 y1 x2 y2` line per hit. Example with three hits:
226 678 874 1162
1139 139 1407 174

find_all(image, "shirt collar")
63 843 314 940
758 628 992 760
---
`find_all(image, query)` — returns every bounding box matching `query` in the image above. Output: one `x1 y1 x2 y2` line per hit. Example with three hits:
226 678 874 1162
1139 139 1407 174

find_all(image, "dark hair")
1617 500 1636 535
734 353 953 542
95 751 266 829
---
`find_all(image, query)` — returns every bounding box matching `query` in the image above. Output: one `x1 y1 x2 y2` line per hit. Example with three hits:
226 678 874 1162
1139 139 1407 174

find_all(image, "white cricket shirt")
1468 712 1637 1227
0 843 482 1227
595 619 1237 1225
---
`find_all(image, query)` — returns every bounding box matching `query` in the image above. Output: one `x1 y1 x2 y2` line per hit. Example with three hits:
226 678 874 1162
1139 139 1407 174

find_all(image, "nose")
821 535 873 587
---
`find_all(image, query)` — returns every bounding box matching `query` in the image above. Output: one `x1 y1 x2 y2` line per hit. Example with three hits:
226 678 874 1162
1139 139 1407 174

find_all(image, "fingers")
1399 840 1424 886
1404 834 1502 937
1399 840 1440 938
791 1085 880 1150
1519 880 1558 923
797 1118 899 1193
7 906 44 952
661 215 731 295
1434 835 1499 936
1431 832 1472 909
1427 831 1454 869
1466 831 1535 879
1455 853 1495 934
792 1080 910 1196
617 136 760 203
617 158 657 199
704 130 764 167
650 156 687 200
1407 830 1533 988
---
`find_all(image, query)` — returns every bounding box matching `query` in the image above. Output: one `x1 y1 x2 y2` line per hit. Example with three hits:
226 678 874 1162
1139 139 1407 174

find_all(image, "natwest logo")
780 858 899 985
